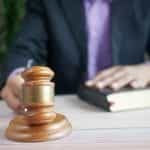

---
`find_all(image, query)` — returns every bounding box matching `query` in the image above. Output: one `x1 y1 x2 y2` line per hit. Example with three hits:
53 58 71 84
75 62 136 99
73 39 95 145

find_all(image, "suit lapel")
60 0 87 55
60 0 122 66
60 0 131 67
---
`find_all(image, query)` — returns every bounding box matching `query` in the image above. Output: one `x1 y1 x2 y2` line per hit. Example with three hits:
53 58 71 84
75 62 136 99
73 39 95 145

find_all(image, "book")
78 85 150 112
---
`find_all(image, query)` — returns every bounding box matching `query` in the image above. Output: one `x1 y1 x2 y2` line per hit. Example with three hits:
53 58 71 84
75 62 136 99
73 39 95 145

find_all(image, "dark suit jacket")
2 0 150 94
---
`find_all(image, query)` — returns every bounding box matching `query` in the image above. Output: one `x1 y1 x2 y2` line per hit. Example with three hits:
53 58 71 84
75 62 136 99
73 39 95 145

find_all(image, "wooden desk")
0 95 150 150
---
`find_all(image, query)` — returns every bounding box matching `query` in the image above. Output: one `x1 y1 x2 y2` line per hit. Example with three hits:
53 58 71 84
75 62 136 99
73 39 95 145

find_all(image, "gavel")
5 66 72 142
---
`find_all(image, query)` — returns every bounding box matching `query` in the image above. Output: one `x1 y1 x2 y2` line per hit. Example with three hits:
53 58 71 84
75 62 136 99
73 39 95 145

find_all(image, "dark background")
0 0 25 63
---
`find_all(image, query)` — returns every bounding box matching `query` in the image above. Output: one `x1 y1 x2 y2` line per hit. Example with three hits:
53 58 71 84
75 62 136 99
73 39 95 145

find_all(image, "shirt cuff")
145 61 150 64
8 68 25 79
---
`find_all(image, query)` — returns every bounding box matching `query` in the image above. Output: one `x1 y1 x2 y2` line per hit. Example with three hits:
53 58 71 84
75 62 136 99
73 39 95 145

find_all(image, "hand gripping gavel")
5 66 72 142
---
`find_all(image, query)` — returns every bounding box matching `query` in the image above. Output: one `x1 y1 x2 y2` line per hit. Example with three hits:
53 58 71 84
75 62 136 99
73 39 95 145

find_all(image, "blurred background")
0 0 25 63
0 0 149 66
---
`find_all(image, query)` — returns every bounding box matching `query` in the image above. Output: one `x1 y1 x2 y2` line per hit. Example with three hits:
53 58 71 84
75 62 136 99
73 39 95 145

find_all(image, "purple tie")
84 0 112 80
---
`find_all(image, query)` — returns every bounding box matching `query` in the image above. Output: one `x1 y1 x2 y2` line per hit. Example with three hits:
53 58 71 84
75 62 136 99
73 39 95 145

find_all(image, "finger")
94 66 121 82
8 75 24 100
129 80 147 89
110 75 134 91
86 66 121 86
11 84 23 100
1 87 21 110
95 69 127 89
7 93 21 111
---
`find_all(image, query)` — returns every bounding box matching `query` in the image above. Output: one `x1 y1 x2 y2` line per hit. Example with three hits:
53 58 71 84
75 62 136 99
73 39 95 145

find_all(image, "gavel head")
21 66 56 125
22 66 55 106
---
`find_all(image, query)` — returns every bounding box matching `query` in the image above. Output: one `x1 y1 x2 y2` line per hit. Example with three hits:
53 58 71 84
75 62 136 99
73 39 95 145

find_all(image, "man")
1 0 150 111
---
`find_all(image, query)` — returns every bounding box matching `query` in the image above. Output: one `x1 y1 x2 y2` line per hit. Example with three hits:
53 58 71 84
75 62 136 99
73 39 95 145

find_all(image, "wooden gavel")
5 66 72 142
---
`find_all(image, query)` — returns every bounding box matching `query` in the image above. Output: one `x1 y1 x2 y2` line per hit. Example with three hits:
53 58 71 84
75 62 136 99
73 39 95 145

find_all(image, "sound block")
5 113 72 142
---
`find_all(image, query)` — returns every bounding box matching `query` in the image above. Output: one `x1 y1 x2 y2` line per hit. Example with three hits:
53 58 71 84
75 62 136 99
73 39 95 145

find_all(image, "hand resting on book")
86 64 150 91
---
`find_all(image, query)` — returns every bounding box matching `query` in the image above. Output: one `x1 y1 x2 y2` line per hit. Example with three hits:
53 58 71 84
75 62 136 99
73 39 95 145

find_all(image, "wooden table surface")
0 95 150 150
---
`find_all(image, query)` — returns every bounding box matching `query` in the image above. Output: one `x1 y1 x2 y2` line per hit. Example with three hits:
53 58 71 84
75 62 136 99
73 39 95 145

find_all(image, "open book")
78 85 150 112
